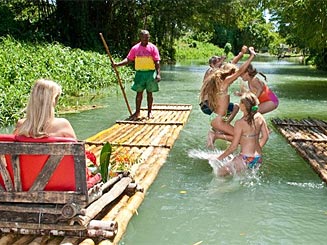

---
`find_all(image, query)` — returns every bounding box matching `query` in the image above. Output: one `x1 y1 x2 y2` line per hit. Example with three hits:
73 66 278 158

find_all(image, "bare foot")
147 113 154 119
127 112 140 121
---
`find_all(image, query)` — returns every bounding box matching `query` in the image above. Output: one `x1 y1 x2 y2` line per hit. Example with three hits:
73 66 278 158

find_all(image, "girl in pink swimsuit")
239 64 279 114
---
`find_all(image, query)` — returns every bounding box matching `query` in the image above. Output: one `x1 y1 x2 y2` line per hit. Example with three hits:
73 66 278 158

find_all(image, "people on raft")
14 78 77 139
201 46 257 148
13 78 102 188
113 29 161 121
216 92 269 176
237 64 279 114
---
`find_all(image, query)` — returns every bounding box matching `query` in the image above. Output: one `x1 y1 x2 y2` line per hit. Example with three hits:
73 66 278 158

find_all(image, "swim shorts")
226 103 235 116
132 70 159 92
199 100 213 115
200 101 235 116
241 154 262 169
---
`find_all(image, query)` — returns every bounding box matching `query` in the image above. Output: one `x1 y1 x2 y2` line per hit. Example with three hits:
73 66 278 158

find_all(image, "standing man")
113 30 161 120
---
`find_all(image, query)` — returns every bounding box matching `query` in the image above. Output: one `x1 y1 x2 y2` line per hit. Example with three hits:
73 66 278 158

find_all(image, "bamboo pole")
99 33 132 116
0 234 19 245
78 238 95 245
76 177 132 227
59 236 81 245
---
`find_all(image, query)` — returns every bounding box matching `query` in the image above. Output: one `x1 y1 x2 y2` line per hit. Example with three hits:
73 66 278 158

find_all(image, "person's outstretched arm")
231 45 248 64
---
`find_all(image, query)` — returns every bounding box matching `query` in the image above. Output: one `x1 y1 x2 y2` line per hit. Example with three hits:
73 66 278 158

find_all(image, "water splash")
187 148 233 175
286 181 325 189
188 149 263 187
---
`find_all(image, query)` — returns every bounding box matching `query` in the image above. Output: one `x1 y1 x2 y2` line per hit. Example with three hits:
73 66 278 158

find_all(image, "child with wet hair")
216 92 269 176
238 64 279 114
202 55 226 81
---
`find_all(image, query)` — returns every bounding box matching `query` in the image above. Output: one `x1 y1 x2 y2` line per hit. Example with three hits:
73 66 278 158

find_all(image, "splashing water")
188 148 234 175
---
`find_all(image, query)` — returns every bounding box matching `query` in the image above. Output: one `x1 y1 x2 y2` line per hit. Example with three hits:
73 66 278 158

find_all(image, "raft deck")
0 103 192 245
271 117 327 183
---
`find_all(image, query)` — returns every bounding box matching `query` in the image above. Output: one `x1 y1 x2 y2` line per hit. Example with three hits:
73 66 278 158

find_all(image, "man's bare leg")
129 91 143 120
147 91 154 118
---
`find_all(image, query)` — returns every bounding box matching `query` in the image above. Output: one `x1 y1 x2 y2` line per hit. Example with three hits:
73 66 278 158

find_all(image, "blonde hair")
17 79 62 138
200 63 238 110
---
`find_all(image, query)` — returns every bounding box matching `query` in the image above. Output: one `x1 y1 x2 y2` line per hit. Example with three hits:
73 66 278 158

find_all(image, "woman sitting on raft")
14 78 76 139
216 92 269 176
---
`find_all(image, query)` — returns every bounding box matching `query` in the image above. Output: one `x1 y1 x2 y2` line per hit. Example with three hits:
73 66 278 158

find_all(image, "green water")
2 58 327 244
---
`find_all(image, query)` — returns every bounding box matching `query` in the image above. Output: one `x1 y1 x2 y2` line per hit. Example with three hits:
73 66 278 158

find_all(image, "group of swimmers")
199 46 279 176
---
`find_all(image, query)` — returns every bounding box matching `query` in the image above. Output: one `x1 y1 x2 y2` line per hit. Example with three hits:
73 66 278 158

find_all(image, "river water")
2 57 327 244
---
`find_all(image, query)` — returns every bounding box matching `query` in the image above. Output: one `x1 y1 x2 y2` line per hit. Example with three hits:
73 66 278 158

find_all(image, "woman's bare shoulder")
53 117 71 125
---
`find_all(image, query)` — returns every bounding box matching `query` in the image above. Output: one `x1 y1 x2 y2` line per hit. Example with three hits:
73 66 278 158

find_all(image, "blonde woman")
14 79 76 139
201 47 256 148
216 92 269 176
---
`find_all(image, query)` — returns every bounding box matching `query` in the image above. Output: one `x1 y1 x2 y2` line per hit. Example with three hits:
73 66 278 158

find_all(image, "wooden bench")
0 134 128 239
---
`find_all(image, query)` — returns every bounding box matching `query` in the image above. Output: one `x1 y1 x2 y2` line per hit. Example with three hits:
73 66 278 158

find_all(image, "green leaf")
99 142 112 183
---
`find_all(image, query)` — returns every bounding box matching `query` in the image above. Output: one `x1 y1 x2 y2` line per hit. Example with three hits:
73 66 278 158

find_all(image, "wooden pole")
99 33 132 116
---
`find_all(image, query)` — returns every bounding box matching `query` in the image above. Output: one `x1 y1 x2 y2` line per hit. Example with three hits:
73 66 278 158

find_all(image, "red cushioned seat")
0 134 16 141
0 135 79 191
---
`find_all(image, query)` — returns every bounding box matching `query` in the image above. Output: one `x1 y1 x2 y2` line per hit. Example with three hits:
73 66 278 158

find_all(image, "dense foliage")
0 36 134 127
267 0 327 69
174 36 225 61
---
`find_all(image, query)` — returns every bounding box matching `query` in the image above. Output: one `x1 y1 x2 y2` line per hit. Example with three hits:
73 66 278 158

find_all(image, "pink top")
127 42 160 71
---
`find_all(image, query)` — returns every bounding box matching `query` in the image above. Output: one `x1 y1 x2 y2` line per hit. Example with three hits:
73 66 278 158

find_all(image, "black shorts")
199 100 235 116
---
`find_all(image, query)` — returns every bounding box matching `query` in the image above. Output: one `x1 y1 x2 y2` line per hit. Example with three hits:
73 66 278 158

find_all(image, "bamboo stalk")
13 235 36 245
102 195 130 222
59 236 81 245
46 237 65 245
0 234 19 245
99 33 132 116
111 192 145 244
77 238 95 245
75 177 132 227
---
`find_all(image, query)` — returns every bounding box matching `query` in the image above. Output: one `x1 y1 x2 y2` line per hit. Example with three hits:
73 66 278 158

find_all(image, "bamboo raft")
271 117 327 183
0 103 192 245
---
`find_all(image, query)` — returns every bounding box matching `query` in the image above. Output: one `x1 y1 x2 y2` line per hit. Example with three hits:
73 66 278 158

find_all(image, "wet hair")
245 64 267 81
17 79 62 138
200 64 238 110
240 92 259 126
208 56 221 66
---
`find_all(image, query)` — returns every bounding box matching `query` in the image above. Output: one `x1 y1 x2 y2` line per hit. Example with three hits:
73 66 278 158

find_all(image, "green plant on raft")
99 142 112 183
